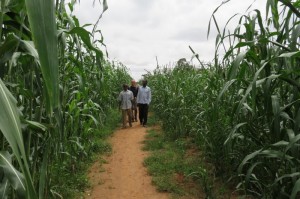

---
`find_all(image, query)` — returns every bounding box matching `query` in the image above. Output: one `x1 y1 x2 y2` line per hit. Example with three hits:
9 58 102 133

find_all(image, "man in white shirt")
118 84 134 128
137 80 151 127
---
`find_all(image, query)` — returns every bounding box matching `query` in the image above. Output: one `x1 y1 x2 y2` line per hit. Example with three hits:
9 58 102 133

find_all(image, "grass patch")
51 160 91 198
146 112 160 126
143 128 204 198
143 117 237 199
142 129 164 151
144 149 185 194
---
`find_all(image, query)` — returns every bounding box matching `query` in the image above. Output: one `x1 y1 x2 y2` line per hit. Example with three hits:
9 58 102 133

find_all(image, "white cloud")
71 0 266 80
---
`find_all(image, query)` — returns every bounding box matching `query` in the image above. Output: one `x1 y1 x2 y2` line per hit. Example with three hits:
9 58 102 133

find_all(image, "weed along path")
84 121 169 199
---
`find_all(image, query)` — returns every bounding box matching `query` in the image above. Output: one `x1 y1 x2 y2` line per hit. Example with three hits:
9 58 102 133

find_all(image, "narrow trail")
84 121 169 199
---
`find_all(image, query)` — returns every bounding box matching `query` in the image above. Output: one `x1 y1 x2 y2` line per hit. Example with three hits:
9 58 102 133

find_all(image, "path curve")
85 122 169 199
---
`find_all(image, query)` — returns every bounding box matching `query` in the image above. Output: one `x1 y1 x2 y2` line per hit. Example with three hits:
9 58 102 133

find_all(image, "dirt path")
84 122 169 199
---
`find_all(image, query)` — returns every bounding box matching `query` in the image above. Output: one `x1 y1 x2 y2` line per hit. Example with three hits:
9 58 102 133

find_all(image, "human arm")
131 91 134 101
130 91 134 105
136 88 140 104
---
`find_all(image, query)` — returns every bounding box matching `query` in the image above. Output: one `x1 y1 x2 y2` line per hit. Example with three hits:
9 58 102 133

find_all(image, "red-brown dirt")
84 122 169 199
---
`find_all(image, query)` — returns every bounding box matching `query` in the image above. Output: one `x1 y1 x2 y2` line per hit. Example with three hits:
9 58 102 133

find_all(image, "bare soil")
84 122 169 199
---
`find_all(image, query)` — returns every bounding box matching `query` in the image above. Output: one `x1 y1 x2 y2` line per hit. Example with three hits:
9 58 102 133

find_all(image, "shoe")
143 125 147 128
129 123 132 127
122 126 127 129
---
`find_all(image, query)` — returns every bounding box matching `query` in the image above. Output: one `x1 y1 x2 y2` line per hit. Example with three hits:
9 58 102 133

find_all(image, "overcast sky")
71 0 266 80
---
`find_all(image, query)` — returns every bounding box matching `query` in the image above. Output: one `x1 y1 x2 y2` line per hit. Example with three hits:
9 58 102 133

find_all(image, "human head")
123 84 128 91
142 80 147 87
131 79 136 86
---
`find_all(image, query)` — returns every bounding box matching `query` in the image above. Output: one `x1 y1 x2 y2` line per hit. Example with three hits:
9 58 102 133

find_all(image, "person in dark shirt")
129 80 138 122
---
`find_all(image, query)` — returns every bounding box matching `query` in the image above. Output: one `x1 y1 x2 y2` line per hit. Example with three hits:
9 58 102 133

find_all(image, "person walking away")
129 80 138 122
137 80 151 127
118 84 134 128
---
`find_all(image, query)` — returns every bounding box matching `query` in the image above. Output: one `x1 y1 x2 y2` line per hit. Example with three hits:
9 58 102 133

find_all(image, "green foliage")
146 64 228 168
146 65 218 140
0 1 131 198
212 1 300 197
0 79 36 198
50 109 119 198
147 0 300 198
25 0 59 113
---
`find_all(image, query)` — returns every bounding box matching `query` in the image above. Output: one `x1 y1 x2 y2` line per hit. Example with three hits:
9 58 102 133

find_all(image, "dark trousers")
138 104 149 125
